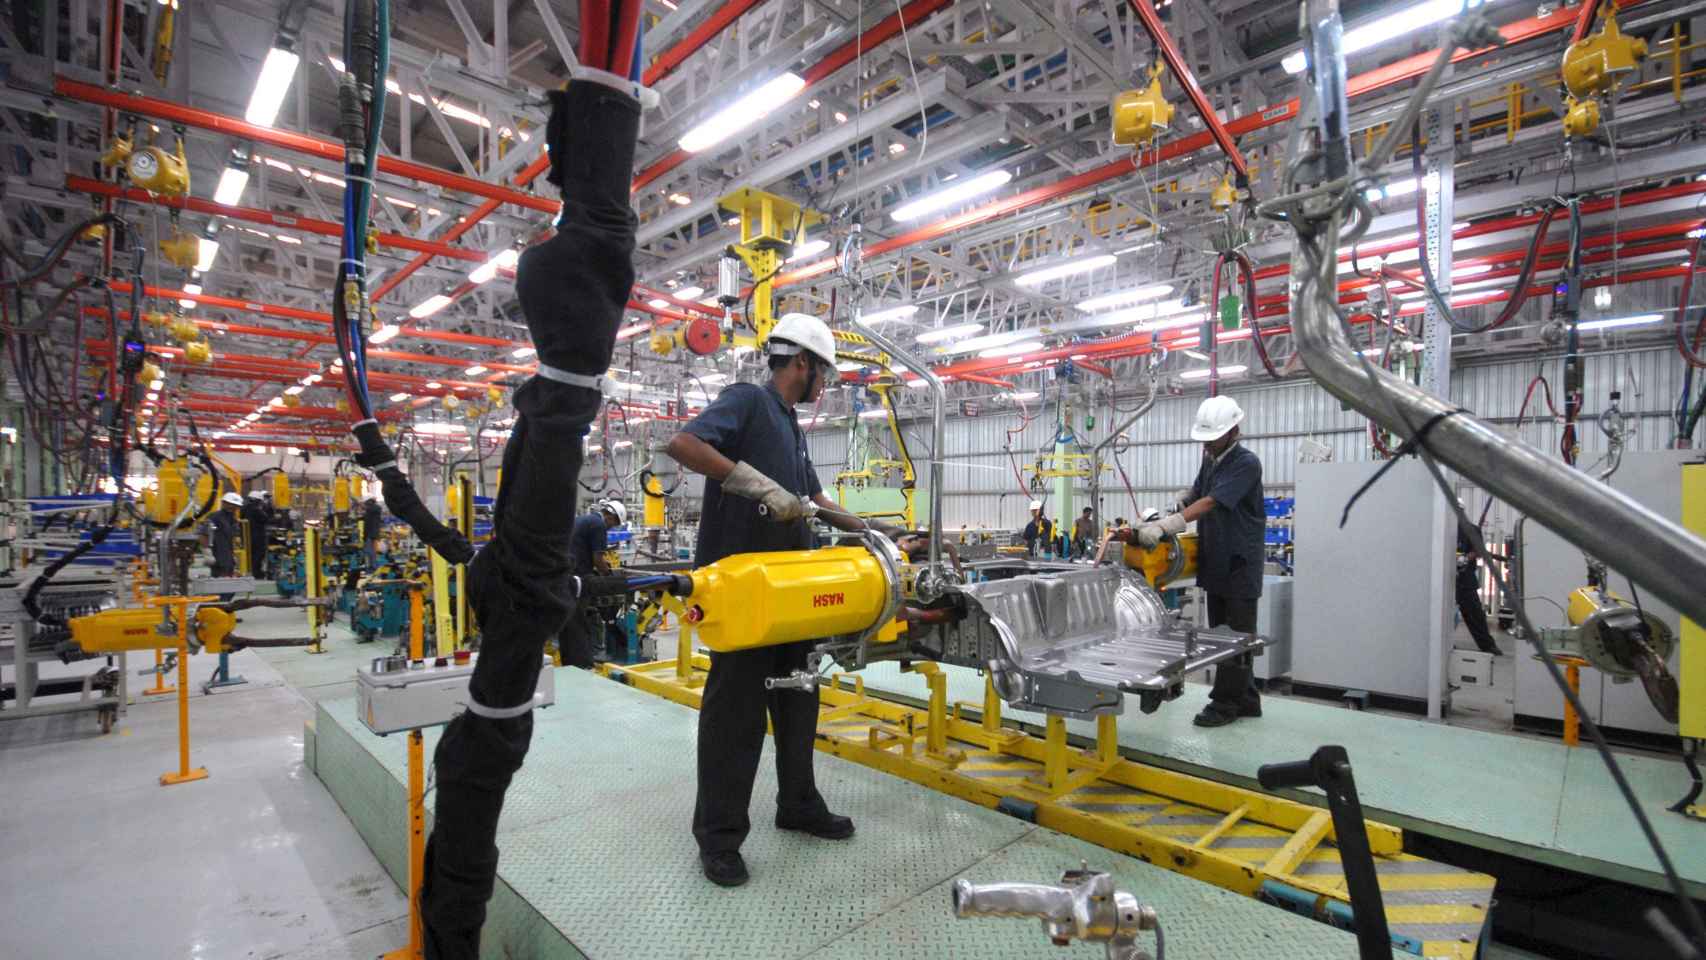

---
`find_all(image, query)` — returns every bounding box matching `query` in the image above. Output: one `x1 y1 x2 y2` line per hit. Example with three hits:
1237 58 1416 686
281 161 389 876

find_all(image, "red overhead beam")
769 1 1629 293
642 0 766 85
1124 0 1248 179
52 78 558 214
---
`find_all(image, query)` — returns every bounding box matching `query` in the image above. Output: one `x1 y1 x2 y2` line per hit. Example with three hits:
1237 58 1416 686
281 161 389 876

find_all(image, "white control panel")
356 653 556 736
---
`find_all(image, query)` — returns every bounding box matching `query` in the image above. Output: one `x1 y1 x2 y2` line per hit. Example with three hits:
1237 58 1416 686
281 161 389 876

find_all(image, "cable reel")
1111 61 1173 147
126 125 191 197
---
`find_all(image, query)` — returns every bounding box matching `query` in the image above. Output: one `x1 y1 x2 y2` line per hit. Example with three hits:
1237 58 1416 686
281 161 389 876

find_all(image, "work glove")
1135 512 1188 549
723 461 806 522
1173 489 1194 513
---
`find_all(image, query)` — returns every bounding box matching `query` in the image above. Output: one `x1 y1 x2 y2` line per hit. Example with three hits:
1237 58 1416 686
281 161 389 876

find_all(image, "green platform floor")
308 667 1405 959
843 661 1706 898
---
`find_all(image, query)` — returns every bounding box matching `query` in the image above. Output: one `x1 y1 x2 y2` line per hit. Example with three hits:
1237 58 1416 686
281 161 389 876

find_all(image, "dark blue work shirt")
1187 443 1265 599
567 514 607 575
684 382 822 565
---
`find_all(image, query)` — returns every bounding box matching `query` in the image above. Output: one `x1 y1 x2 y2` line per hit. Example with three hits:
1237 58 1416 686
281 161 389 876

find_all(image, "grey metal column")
1421 103 1455 720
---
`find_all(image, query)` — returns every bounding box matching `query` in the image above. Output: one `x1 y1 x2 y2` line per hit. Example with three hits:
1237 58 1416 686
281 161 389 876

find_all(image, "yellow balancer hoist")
1560 5 1648 138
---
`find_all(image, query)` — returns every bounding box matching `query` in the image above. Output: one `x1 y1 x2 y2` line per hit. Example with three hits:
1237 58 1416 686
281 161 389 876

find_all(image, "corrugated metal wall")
799 345 1693 530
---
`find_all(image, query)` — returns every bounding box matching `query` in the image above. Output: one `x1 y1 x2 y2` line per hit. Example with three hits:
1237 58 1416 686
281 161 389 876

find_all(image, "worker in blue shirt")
666 312 896 889
1136 395 1265 727
556 500 625 667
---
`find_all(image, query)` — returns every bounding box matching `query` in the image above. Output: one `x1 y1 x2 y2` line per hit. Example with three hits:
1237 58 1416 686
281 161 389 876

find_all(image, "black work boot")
701 851 750 887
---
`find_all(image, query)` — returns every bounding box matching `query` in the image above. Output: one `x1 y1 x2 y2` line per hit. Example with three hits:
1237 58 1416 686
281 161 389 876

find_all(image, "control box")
356 653 556 735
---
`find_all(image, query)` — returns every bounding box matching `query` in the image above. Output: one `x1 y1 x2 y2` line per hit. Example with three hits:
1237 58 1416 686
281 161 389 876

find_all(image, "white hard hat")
1029 499 1043 511
1190 395 1245 442
766 313 837 368
599 500 627 525
221 492 244 507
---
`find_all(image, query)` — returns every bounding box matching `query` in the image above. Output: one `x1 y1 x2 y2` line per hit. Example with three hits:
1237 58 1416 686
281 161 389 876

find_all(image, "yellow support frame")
717 187 823 342
602 656 1494 959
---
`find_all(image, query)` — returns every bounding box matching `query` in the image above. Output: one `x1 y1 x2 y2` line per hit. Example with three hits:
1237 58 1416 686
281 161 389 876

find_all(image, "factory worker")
665 311 890 889
1137 395 1265 727
207 492 243 577
1022 500 1053 557
556 500 625 668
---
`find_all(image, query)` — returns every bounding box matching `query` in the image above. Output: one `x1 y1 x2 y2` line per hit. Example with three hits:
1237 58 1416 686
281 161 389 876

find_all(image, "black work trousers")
1455 563 1500 654
418 79 639 960
1206 593 1261 710
555 603 598 669
692 639 829 856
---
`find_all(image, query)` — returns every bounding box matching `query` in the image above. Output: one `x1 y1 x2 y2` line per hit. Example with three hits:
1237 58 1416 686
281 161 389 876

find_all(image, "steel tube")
1088 363 1158 518
1288 218 1706 628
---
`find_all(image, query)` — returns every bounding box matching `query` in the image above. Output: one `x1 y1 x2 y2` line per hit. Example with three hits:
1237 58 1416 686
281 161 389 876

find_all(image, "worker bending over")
665 312 888 889
415 72 643 959
207 492 243 577
557 499 624 667
1136 396 1265 727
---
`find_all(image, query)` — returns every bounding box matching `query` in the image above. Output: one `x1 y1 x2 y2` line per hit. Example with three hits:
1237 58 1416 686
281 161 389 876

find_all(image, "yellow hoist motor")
272 471 293 508
183 340 212 365
1111 62 1174 148
1560 8 1647 138
643 472 666 527
333 476 352 514
126 132 190 197
160 228 201 270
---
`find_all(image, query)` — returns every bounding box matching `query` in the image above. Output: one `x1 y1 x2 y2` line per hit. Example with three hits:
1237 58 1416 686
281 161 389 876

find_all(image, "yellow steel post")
431 548 453 658
305 524 325 655
454 472 473 648
134 567 174 696
982 674 1003 737
1042 713 1069 793
1507 82 1522 142
384 585 428 960
904 662 964 764
1673 24 1684 104
154 595 212 786
1095 713 1119 764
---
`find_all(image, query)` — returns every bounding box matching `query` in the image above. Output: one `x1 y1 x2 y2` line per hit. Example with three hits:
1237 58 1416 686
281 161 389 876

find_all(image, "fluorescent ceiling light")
979 340 1042 358
195 238 220 273
1083 298 1197 329
788 238 831 262
613 440 634 449
1282 0 1479 74
947 330 1029 354
1008 390 1040 401
304 374 322 384
145 391 159 401
409 294 453 319
213 166 251 206
1135 312 1208 334
1182 349 1209 361
149 378 164 390
511 346 536 359
1364 177 1421 202
679 72 806 153
1076 283 1175 313
467 248 520 285
180 282 201 309
244 413 261 421
858 408 890 419
836 361 867 372
245 46 301 127
1014 254 1116 287
1180 364 1248 380
916 322 985 344
1687 228 1705 239
389 392 411 402
672 285 705 300
413 422 466 435
891 170 1013 222
369 324 400 344
284 385 305 395
863 304 920 325
267 397 284 407
1578 313 1663 332
425 381 443 389
464 365 488 376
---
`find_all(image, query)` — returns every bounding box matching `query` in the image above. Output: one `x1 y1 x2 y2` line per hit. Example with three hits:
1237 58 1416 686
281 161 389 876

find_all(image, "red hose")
608 0 645 78
580 0 611 69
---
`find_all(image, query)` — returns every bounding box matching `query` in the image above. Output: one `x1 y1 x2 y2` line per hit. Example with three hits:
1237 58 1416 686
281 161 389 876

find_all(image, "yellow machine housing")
1209 173 1238 212
150 458 214 523
271 471 293 508
1562 96 1601 138
70 606 168 653
126 138 190 196
99 133 133 169
1122 533 1199 589
183 340 211 365
643 473 666 527
685 546 892 653
1111 62 1173 147
333 476 352 514
1562 8 1647 99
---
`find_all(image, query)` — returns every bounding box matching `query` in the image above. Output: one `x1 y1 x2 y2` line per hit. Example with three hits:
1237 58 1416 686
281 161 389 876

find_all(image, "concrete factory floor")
0 605 1680 958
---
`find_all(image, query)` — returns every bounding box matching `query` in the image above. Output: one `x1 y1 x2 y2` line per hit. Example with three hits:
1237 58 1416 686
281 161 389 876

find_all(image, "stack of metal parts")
0 573 125 725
